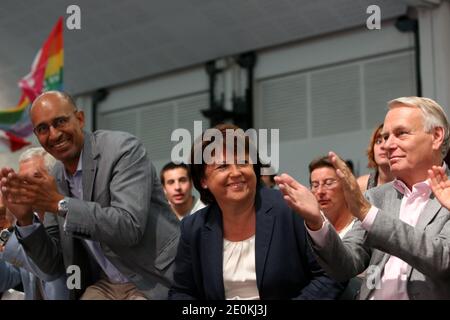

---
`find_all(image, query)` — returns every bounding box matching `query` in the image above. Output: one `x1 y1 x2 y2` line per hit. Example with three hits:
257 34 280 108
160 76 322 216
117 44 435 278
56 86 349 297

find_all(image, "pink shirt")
308 179 432 300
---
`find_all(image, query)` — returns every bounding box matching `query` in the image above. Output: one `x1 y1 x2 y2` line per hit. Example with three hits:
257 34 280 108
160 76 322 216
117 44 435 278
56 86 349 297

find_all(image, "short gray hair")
19 147 56 172
388 96 450 157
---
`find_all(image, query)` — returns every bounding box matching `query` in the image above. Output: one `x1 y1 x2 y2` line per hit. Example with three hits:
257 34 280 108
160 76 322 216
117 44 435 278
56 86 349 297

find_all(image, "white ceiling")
0 0 407 106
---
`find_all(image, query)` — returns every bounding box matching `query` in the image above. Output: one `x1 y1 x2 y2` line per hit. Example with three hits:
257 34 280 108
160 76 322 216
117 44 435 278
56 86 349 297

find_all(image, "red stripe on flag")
5 131 31 152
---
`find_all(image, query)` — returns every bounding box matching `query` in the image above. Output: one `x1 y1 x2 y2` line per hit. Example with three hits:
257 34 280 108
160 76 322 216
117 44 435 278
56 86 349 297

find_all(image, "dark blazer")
169 187 344 300
18 130 180 299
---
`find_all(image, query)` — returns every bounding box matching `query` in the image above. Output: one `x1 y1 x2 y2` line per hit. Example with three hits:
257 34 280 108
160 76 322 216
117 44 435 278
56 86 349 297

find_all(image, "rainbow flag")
0 17 63 151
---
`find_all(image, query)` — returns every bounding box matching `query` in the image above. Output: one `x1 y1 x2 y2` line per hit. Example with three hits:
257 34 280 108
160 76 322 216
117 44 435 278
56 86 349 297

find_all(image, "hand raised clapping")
428 165 450 210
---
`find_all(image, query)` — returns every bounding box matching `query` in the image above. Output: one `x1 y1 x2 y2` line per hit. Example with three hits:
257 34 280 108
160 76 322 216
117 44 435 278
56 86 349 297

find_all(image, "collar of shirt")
392 162 447 198
63 151 83 182
393 179 431 199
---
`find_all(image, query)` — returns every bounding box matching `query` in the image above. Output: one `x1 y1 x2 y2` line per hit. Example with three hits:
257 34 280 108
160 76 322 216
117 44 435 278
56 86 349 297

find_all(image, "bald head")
30 91 77 115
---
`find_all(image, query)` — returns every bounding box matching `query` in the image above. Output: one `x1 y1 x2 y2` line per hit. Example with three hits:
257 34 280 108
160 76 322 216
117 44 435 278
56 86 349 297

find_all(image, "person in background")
160 162 205 220
309 156 355 237
260 164 278 189
261 174 276 189
1 147 69 300
0 195 23 300
345 160 355 175
357 124 394 192
309 155 361 299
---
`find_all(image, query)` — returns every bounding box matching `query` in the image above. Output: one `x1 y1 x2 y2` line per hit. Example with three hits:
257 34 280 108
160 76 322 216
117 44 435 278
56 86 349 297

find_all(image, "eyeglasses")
33 111 77 136
310 179 338 191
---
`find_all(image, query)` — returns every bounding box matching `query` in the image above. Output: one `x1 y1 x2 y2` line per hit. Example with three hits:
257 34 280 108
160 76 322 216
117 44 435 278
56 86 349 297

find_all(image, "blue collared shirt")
62 152 129 284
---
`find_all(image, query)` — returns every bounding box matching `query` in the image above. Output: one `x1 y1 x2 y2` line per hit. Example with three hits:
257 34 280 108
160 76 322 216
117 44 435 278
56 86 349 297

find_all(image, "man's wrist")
56 197 69 218
52 194 65 214
306 216 324 231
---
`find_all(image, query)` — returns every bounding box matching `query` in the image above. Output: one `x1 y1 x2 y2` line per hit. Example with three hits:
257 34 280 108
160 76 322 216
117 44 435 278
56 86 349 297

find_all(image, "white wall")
88 20 416 183
254 21 415 183
418 1 450 115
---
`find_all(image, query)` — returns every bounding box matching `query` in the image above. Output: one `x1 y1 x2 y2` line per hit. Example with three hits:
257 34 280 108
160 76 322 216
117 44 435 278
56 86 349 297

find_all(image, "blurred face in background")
310 166 346 217
162 167 193 206
373 131 389 167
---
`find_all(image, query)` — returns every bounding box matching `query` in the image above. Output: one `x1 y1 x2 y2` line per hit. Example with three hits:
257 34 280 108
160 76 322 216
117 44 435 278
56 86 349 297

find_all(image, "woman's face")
373 132 389 166
201 150 257 206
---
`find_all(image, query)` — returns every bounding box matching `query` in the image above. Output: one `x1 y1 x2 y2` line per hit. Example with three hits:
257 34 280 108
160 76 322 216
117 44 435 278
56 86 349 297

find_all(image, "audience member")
160 162 205 220
357 124 394 192
276 96 450 299
0 147 69 300
0 91 180 299
309 156 361 299
169 124 344 300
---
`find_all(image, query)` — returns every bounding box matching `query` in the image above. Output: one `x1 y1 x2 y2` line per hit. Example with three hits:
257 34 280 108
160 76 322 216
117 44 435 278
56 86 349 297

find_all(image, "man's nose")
229 165 242 176
48 125 62 139
383 135 395 151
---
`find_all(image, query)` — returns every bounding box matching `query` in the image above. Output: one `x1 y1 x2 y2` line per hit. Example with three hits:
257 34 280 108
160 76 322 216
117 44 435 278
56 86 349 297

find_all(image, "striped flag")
0 17 63 151
0 130 31 152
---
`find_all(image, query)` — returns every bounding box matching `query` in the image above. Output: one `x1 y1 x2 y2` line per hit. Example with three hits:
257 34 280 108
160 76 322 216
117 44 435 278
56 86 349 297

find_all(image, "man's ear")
432 126 445 152
76 110 85 128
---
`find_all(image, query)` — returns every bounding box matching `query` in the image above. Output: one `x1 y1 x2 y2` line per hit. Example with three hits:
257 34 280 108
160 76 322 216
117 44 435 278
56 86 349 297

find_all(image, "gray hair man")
275 96 450 299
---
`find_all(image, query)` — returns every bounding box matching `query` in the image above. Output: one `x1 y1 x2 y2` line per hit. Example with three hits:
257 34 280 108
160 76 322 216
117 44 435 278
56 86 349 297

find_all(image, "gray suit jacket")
18 130 180 299
310 181 450 300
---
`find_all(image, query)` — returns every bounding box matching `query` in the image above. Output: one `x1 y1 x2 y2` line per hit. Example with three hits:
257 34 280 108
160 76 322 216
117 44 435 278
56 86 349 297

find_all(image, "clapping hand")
328 151 372 220
274 173 324 230
0 166 63 220
428 165 450 210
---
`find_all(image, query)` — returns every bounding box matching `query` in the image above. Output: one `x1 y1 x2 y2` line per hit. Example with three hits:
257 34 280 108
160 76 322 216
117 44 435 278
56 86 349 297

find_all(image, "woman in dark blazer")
169 124 344 300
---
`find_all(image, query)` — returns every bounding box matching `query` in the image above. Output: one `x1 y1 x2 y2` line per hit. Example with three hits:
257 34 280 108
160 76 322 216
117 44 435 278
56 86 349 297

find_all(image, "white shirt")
189 197 206 215
223 235 259 300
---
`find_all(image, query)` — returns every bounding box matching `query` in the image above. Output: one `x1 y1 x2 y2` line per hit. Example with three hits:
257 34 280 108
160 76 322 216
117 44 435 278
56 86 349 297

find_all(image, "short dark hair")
160 162 191 185
190 123 262 205
308 156 334 184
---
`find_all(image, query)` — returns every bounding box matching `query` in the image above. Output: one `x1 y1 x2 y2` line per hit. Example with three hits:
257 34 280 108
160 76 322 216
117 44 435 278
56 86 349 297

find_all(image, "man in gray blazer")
275 96 450 299
0 91 180 299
